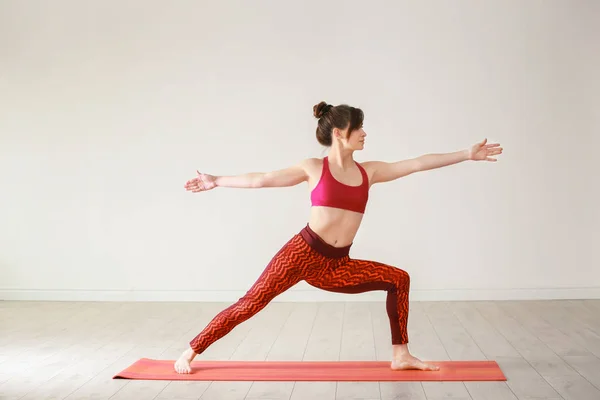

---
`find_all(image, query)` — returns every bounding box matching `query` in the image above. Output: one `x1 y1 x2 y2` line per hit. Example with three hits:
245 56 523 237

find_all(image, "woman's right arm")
186 159 314 192
216 161 309 188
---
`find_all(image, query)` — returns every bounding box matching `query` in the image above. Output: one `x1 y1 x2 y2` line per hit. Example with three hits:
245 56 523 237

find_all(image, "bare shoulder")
358 160 380 169
297 157 324 184
357 160 382 180
299 157 323 172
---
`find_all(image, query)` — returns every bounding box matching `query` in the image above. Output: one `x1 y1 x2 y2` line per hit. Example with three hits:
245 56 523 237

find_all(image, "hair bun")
313 101 333 119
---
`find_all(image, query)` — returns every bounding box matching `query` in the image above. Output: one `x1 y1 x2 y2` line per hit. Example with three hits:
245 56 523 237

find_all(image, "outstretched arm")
215 163 308 188
364 138 502 185
185 160 311 192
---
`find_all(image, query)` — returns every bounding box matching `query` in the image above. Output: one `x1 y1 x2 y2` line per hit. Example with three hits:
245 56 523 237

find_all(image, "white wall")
591 3 600 296
1 0 598 302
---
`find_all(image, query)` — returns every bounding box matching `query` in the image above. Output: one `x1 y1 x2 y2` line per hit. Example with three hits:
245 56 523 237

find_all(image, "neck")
327 145 355 169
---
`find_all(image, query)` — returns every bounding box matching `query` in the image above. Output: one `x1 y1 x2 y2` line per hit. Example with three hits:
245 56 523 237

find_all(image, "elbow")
412 157 426 173
253 174 266 188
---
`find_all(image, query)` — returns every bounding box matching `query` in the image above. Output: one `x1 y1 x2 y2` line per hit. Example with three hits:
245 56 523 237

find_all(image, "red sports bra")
310 157 369 214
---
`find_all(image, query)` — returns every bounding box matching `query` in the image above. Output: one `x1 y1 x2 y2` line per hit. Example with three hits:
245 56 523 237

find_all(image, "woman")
175 102 502 373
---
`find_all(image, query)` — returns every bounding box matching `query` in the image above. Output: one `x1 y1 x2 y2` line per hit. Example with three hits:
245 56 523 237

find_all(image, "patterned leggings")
189 225 410 354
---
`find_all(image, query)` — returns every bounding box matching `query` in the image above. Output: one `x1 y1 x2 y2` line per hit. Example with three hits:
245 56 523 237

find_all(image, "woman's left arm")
363 138 502 185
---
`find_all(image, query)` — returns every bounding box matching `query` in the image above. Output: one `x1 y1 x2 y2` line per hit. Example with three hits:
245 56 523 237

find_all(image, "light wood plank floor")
1 299 600 400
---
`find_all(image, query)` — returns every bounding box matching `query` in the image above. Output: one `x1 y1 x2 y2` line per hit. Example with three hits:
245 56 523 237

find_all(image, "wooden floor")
1 299 600 400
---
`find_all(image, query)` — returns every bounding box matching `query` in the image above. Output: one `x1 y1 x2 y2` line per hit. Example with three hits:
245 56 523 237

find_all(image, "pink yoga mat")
113 358 506 381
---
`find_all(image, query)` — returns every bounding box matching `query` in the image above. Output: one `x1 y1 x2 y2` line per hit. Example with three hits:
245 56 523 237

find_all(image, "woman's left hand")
469 138 503 161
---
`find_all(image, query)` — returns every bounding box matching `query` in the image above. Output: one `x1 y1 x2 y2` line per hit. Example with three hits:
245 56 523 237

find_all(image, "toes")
174 362 190 374
417 361 438 371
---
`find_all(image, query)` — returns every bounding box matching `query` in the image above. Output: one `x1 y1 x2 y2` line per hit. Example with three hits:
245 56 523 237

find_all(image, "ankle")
186 348 198 357
392 344 410 358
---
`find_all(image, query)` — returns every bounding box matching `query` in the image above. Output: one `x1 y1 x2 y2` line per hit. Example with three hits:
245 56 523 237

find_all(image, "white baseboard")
1 287 600 302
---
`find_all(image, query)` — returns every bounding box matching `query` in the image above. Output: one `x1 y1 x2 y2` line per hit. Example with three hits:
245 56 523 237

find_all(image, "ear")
332 127 342 140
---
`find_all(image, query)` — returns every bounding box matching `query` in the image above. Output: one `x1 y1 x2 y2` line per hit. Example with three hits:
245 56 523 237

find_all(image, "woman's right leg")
190 235 309 353
189 251 302 353
175 234 311 373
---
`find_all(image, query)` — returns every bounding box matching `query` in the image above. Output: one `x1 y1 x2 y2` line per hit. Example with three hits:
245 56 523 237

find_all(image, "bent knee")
393 268 410 290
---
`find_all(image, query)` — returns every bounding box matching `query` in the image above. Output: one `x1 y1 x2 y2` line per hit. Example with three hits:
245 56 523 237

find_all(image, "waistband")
299 224 351 258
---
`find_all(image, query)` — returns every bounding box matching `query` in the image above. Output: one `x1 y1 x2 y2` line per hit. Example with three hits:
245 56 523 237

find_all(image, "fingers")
190 181 205 192
484 143 501 149
185 171 206 192
184 176 205 192
184 179 198 189
185 177 199 185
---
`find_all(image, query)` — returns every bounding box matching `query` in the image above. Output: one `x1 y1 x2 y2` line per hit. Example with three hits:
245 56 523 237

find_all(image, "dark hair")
313 101 364 146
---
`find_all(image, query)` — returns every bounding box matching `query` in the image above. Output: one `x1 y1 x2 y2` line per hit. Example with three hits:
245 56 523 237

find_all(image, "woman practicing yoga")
175 101 503 373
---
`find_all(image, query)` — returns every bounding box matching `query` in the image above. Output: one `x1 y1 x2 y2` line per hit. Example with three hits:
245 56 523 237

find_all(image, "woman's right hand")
184 170 217 192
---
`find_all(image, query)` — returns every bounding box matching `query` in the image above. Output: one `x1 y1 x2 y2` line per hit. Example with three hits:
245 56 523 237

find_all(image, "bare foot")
174 347 197 374
391 355 440 371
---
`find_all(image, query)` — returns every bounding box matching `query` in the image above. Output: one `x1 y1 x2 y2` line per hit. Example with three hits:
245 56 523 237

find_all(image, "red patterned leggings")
189 225 410 354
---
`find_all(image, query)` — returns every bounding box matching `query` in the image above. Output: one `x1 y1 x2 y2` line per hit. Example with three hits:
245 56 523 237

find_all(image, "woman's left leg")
306 258 410 344
306 257 439 371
